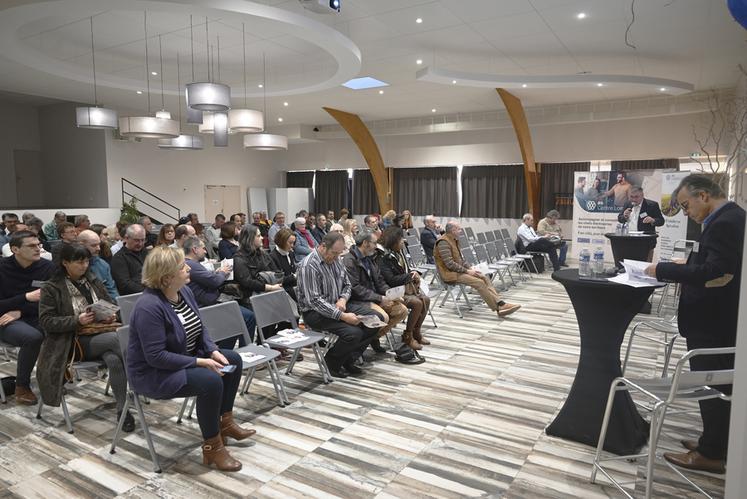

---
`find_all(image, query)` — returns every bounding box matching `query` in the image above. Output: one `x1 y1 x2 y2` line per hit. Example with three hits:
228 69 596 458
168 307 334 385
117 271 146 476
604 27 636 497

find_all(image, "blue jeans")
172 349 242 439
558 241 568 266
215 305 256 349
0 320 43 388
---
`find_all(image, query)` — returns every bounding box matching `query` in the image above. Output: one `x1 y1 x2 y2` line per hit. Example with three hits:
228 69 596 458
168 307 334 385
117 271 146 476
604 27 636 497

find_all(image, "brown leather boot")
220 411 256 444
402 331 422 351
202 435 242 471
413 329 430 346
14 386 38 406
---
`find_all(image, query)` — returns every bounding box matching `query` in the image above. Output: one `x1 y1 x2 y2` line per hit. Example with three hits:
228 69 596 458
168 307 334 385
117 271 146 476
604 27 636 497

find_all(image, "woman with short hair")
218 222 240 260
270 228 298 302
127 246 253 471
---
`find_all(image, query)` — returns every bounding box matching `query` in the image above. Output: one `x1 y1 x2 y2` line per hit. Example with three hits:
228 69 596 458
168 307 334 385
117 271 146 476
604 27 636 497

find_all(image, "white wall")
285 112 708 171
0 100 41 207
105 133 287 221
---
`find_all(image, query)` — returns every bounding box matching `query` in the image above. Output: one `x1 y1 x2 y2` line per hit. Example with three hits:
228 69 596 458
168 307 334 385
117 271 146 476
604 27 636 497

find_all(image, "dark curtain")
610 158 680 171
286 171 315 188
394 167 458 217
314 170 349 215
352 169 379 215
460 165 528 219
540 162 591 219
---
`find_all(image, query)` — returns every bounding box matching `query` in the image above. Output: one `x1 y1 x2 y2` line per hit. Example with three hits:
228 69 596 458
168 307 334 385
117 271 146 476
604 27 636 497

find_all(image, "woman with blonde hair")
342 218 358 253
401 210 414 230
381 209 397 228
127 246 253 472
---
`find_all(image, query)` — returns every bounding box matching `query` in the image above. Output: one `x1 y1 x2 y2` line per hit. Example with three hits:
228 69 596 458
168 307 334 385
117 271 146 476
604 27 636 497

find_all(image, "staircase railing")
121 178 181 224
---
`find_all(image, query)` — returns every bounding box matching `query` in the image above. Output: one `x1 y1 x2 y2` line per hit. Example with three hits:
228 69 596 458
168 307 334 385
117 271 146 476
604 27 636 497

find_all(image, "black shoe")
560 263 569 267
343 362 364 375
117 410 136 433
370 338 387 353
328 368 348 379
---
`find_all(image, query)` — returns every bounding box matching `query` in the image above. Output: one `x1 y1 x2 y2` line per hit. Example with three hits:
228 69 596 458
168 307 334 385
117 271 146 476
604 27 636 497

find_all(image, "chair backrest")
117 292 143 325
116 325 130 363
493 229 502 241
461 247 477 265
485 231 496 242
474 244 490 263
464 227 476 241
408 244 427 265
458 233 470 249
199 301 253 345
500 228 511 241
250 290 299 329
405 234 420 247
476 232 487 244
485 241 500 261
496 239 513 258
671 239 696 260
405 228 419 238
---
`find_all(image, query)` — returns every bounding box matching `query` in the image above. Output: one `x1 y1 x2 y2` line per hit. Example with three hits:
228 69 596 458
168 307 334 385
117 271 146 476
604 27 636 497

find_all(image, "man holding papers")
644 174 744 474
343 230 408 353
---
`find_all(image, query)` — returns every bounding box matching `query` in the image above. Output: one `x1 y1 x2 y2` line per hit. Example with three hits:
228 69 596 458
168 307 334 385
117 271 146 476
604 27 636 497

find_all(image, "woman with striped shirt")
127 246 254 472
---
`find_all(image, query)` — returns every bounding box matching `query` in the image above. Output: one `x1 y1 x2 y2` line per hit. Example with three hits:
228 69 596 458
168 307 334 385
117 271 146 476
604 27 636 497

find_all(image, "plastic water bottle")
615 223 623 235
593 247 605 275
622 223 629 235
579 248 591 277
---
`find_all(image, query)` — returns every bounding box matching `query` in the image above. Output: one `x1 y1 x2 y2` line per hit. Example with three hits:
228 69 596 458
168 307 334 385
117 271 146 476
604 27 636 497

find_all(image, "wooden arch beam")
496 88 541 220
323 107 392 213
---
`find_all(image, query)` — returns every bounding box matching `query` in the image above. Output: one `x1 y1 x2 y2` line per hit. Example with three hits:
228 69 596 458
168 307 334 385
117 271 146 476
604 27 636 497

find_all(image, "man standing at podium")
617 186 665 259
645 174 744 474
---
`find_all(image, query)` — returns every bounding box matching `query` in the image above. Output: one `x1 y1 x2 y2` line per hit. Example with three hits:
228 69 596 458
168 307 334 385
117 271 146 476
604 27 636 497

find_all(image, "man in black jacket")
645 174 744 474
419 215 441 264
0 230 55 405
343 230 408 353
618 186 665 248
111 224 149 296
310 214 328 244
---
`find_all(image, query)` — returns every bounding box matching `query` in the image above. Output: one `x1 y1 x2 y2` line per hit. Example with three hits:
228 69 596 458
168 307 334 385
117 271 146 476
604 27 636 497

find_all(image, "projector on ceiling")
299 0 340 14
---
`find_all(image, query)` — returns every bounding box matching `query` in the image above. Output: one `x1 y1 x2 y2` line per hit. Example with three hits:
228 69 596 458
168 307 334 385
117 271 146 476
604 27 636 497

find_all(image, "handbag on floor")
395 343 425 365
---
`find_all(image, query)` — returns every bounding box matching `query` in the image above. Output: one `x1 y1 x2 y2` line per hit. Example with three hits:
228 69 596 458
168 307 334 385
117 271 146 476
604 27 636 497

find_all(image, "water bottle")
593 247 605 275
622 223 629 235
579 248 591 277
615 223 623 235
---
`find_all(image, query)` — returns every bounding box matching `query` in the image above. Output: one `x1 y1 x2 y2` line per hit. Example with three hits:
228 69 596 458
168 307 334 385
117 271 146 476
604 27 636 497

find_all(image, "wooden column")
323 107 392 213
496 88 541 219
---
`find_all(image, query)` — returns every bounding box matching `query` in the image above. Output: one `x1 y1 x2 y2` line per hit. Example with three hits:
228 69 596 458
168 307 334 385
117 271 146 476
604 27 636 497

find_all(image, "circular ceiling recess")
0 0 362 98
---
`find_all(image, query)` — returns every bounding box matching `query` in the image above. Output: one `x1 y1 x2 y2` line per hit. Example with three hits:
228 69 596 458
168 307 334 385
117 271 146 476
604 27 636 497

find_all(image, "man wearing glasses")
111 224 150 296
0 230 55 405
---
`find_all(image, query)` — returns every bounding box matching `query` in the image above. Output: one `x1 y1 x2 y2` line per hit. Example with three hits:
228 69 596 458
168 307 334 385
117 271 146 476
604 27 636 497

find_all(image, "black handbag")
258 270 284 285
1 376 16 395
394 344 425 364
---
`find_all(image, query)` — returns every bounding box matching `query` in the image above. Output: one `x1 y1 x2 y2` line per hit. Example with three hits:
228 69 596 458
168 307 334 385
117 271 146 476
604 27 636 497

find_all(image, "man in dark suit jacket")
645 174 744 474
310 214 328 244
617 186 665 236
419 215 441 264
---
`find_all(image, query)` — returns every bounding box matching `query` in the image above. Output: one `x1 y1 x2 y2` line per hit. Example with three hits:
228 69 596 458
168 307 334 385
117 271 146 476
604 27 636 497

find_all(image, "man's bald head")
76 229 101 256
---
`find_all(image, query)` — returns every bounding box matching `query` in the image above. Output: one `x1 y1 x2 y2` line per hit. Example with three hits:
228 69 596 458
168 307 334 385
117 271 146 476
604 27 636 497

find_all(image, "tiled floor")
0 273 725 498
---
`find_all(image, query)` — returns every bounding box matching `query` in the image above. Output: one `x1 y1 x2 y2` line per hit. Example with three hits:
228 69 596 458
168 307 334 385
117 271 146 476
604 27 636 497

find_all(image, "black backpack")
394 344 425 364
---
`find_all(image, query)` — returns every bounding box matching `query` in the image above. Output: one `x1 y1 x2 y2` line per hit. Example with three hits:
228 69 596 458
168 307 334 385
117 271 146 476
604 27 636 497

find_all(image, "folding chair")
591 347 734 499
484 241 521 285
495 238 533 279
250 290 333 384
474 244 509 290
621 316 680 377
0 341 17 403
463 227 476 242
458 233 471 251
176 302 289 423
117 292 143 325
405 234 420 247
436 277 472 319
476 232 487 244
655 240 695 314
485 231 496 243
405 228 419 238
407 244 437 280
110 326 162 473
502 236 541 274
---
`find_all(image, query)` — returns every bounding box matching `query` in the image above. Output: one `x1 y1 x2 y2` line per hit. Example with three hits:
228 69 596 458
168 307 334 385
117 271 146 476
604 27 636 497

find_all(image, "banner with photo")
571 170 688 263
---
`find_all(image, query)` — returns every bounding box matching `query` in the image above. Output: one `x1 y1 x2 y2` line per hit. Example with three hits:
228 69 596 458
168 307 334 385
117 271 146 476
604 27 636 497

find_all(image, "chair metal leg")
269 360 290 404
312 344 332 384
133 394 162 473
0 381 5 404
36 400 44 419
186 396 196 419
621 324 639 376
104 378 111 396
110 394 131 454
661 334 680 378
285 348 301 375
591 379 620 484
385 332 396 351
241 367 256 395
60 394 74 434
176 397 190 424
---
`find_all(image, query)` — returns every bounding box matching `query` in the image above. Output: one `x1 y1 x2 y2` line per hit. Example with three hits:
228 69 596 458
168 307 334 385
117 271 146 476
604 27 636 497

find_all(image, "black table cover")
547 269 660 455
604 232 658 268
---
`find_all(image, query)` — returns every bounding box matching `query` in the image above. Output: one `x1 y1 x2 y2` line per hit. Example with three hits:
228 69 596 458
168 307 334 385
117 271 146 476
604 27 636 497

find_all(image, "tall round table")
604 232 658 268
547 269 661 455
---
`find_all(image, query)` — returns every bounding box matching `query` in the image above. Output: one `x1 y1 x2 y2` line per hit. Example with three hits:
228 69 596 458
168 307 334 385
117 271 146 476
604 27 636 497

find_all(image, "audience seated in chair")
296 232 378 378
420 215 442 264
77 230 119 299
156 223 175 247
267 212 287 250
204 214 225 255
434 221 521 317
343 230 409 354
218 222 240 260
0 230 56 405
137 216 158 250
378 226 431 350
269 228 298 303
127 246 253 472
310 214 328 244
38 243 133 431
537 210 568 267
171 224 195 250
42 211 66 241
50 222 78 263
517 213 561 271
111 224 149 296
74 214 91 234
293 217 316 263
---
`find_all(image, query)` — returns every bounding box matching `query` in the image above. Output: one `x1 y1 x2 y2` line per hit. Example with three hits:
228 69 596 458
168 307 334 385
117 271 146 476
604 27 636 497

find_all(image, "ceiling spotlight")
431 108 436 113
416 59 423 65
452 80 457 84
378 89 384 94
416 17 423 24
258 84 263 88
283 101 289 106
136 90 143 94
522 83 528 88
596 83 604 87
576 12 587 19
151 71 158 76
278 117 283 122
659 87 667 92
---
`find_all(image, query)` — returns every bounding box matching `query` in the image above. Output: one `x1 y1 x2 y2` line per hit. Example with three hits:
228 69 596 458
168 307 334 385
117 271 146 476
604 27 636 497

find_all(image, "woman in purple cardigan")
127 246 253 472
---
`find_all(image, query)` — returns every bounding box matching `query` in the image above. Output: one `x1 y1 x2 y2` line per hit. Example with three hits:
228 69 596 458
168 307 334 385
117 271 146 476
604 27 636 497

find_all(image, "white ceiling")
0 0 745 127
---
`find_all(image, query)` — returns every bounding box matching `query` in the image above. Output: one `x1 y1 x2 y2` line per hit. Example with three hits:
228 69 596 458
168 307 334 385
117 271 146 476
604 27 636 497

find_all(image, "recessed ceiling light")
277 117 283 122
659 87 667 92
416 59 423 65
596 83 604 87
431 108 436 113
258 84 263 88
283 101 289 106
378 89 384 94
452 80 457 84
416 17 423 24
342 76 390 90
522 83 528 88
576 12 587 19
151 71 158 76
136 90 143 94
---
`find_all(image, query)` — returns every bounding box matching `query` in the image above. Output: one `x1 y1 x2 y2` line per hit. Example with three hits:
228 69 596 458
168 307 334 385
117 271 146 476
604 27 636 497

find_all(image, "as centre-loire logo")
586 200 597 210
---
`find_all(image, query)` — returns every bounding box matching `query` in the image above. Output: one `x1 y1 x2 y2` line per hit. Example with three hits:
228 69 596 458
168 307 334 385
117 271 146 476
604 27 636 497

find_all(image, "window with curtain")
314 169 349 215
352 169 379 215
394 167 458 217
286 171 315 188
460 165 528 219
540 162 591 218
610 158 680 171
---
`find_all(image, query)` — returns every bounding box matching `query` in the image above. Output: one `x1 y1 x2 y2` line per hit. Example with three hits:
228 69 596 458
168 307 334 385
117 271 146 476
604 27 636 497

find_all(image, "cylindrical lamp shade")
186 105 203 124
228 109 264 133
213 112 228 147
243 133 288 151
198 112 214 134
76 106 118 129
157 135 204 150
186 82 231 111
118 116 180 138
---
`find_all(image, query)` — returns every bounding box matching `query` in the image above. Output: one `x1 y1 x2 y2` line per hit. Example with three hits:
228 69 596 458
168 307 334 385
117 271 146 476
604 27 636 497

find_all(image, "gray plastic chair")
250 290 332 384
117 292 142 325
476 232 487 244
485 231 496 242
463 227 476 242
475 244 509 290
0 341 17 403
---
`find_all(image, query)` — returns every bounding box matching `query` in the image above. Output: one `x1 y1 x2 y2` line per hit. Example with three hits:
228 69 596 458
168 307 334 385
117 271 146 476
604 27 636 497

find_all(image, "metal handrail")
121 178 181 223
